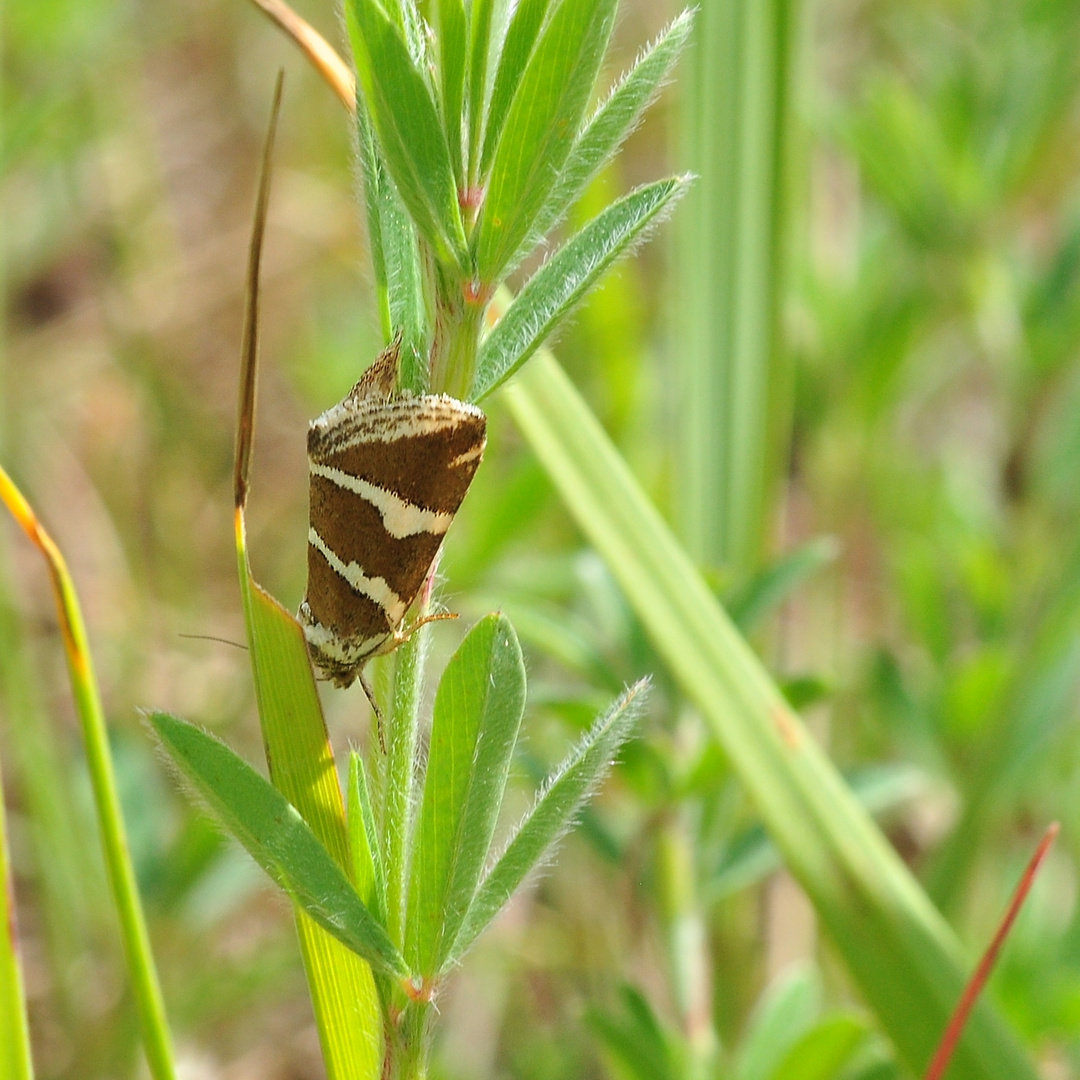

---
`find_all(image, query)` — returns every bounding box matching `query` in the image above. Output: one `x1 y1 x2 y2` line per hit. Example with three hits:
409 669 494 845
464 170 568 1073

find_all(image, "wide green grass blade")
474 178 688 402
501 352 1039 1080
346 0 468 269
446 679 645 968
528 9 694 248
473 0 617 280
150 712 406 979
407 614 526 977
674 0 797 572
236 521 383 1080
0 746 33 1080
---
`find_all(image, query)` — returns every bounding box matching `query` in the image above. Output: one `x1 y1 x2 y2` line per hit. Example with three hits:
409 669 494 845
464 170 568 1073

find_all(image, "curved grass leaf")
444 679 646 969
346 0 468 269
150 712 408 981
473 177 687 401
473 0 617 281
479 0 552 177
525 8 695 256
503 352 1040 1080
407 614 527 976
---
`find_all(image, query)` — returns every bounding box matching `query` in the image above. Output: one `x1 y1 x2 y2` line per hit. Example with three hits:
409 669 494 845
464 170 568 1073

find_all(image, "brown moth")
298 336 487 687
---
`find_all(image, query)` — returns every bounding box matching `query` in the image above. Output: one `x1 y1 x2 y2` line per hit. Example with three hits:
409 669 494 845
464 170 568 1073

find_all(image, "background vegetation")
3 0 1080 1077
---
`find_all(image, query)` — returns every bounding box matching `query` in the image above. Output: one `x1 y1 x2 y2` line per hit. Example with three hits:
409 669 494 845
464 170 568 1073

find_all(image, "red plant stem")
924 822 1059 1080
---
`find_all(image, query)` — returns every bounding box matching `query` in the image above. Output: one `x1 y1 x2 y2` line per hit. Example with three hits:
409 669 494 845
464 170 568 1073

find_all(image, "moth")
298 336 487 687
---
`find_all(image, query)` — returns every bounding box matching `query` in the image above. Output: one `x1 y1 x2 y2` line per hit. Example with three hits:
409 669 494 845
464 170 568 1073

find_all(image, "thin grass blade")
0 467 177 1080
445 679 645 968
434 0 467 186
0 748 33 1080
474 178 688 401
502 351 1039 1080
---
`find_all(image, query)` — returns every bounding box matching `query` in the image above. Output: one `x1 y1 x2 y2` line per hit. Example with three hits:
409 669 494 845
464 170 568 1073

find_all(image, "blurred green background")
4 0 1080 1077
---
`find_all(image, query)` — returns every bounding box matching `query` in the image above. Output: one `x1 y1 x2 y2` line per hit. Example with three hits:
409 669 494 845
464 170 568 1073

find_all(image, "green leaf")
527 8 695 251
346 0 468 269
434 0 467 186
765 1015 869 1080
587 985 679 1080
738 967 819 1080
503 352 1040 1080
0 761 33 1080
355 104 426 384
473 0 618 281
467 0 496 175
348 752 386 925
479 0 552 177
474 178 687 401
407 614 527 976
150 712 408 981
725 537 839 633
445 679 645 967
235 535 382 1079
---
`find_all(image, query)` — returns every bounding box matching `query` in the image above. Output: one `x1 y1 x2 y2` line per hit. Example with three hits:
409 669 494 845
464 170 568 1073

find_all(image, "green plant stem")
382 613 430 948
501 352 1038 1080
0 468 176 1080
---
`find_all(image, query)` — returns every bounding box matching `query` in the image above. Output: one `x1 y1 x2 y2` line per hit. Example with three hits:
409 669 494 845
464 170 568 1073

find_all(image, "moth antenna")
234 70 284 512
177 633 248 651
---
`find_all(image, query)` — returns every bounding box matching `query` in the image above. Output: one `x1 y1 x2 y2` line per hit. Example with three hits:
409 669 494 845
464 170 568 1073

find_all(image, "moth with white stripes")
298 336 487 687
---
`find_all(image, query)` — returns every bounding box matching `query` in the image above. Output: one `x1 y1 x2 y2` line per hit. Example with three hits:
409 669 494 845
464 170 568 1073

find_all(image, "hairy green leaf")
435 0 467 186
346 0 468 269
473 0 617 280
527 8 694 254
445 679 646 968
348 752 386 925
480 0 552 177
407 614 527 976
151 712 408 981
474 178 687 401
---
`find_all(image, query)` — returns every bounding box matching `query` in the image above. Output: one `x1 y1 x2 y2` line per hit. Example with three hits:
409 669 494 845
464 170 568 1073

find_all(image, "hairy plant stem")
423 245 485 399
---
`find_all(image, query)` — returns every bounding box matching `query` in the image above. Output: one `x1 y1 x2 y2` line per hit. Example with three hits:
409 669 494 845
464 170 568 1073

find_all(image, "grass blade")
473 0 617 281
502 350 1039 1080
231 81 383 1078
0 467 177 1080
150 712 407 979
407 614 526 977
0 744 33 1080
474 178 688 401
446 679 645 968
346 0 468 269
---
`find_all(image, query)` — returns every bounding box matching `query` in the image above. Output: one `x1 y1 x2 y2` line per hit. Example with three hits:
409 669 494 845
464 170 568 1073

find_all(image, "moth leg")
358 671 387 755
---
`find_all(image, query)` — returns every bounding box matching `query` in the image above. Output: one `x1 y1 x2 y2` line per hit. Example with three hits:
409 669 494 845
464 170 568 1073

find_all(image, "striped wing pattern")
298 393 486 687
